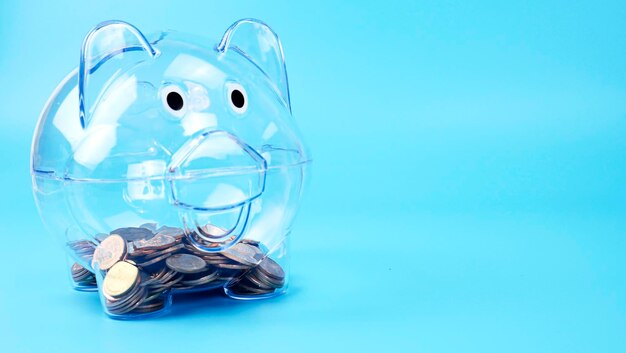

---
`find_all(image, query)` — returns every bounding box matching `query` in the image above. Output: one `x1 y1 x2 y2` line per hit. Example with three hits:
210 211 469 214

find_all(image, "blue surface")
1 1 626 352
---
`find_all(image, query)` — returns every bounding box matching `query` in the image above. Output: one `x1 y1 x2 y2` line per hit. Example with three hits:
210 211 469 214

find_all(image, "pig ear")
79 20 157 128
217 19 291 111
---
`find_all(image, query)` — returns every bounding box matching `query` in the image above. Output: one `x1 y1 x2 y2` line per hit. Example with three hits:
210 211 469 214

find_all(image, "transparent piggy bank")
30 19 310 319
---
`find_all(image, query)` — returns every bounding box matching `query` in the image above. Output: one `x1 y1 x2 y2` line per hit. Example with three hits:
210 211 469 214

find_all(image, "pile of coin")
70 262 97 287
68 239 97 263
101 260 147 315
67 224 286 316
67 240 98 288
228 256 286 296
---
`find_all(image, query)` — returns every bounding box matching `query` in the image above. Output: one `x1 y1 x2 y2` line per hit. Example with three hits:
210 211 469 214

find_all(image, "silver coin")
133 233 177 253
141 243 184 260
246 272 276 290
139 222 158 232
187 232 231 249
156 226 185 239
165 254 207 274
258 257 285 280
196 224 228 239
221 243 261 266
252 269 284 288
111 227 154 242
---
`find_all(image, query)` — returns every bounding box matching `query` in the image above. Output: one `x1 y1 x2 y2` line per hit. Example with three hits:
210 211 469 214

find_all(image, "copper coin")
92 234 127 271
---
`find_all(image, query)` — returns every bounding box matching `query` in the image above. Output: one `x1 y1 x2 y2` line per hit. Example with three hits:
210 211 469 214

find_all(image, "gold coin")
102 261 139 299
92 234 127 270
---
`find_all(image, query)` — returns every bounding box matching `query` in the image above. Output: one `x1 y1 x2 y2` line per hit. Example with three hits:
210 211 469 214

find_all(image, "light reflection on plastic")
73 125 117 169
181 112 217 136
126 160 166 200
90 74 137 126
165 54 226 89
183 133 247 162
202 183 248 208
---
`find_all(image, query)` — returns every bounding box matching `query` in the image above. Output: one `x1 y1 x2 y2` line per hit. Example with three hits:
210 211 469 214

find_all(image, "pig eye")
161 85 186 118
227 83 248 114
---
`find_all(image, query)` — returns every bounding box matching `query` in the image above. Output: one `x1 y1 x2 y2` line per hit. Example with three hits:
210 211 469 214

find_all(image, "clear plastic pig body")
31 19 310 319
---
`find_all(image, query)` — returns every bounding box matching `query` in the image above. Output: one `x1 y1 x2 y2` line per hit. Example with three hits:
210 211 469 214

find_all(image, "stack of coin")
110 226 155 242
166 254 220 290
153 226 185 241
70 263 97 287
67 239 97 262
129 233 184 268
142 266 183 292
227 257 286 296
70 223 286 316
102 261 148 315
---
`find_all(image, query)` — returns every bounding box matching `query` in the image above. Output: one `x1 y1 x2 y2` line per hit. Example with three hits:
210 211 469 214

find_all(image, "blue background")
1 0 626 352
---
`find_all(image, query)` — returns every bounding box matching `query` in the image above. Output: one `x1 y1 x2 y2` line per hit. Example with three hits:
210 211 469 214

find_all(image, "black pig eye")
161 85 186 118
227 83 248 114
167 91 184 111
231 89 245 109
